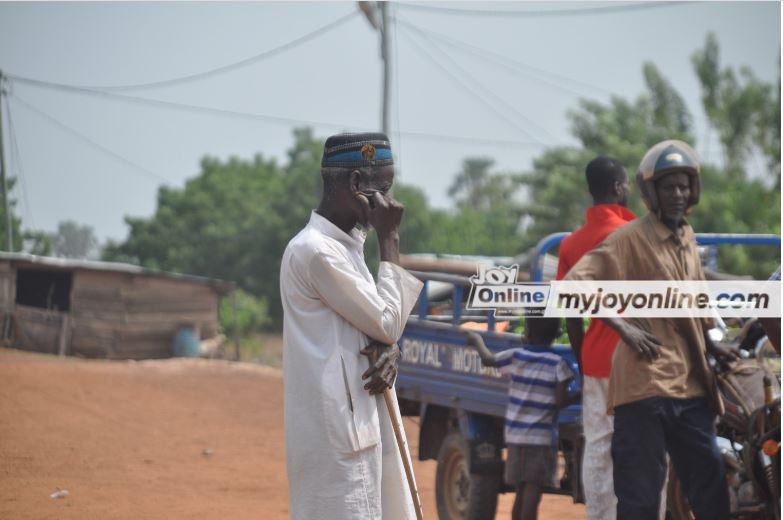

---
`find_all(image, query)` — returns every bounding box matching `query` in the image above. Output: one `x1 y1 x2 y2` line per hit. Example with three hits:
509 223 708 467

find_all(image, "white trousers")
581 376 668 520
582 376 617 520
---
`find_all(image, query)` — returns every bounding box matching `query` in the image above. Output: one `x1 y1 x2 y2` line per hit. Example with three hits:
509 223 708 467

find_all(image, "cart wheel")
435 432 500 520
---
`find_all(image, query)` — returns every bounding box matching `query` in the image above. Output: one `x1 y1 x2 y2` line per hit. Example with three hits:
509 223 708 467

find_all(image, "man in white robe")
280 133 423 520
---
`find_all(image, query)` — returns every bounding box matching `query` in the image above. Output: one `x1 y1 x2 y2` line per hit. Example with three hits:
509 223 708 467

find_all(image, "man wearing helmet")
564 140 734 520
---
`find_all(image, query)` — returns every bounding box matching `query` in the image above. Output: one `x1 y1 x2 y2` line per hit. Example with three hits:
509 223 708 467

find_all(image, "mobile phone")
360 190 381 209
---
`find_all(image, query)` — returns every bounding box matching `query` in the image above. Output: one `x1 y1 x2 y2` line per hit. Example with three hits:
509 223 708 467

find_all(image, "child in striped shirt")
466 318 577 520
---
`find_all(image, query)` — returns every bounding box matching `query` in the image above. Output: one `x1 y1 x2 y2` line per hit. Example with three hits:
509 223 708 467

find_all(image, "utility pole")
358 1 391 137
379 2 391 137
0 71 12 252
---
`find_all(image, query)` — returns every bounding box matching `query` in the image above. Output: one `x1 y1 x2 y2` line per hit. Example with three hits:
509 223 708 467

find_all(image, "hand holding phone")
366 192 403 237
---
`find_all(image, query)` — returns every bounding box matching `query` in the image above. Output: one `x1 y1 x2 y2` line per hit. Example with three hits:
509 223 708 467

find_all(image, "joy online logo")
468 265 550 310
471 264 519 285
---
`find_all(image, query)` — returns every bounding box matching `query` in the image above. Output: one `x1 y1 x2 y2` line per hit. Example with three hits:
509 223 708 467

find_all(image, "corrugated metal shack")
2 253 234 359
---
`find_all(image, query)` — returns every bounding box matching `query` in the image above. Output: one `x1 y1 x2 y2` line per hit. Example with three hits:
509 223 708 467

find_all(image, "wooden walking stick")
382 386 424 520
367 347 424 520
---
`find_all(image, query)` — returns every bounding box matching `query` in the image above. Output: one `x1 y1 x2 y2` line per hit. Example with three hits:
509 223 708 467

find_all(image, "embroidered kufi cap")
321 132 394 168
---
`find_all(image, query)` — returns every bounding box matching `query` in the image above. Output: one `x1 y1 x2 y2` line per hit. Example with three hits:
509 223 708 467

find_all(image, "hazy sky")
0 1 779 242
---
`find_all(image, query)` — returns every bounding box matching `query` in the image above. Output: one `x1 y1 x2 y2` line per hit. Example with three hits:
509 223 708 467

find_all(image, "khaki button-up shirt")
565 212 721 413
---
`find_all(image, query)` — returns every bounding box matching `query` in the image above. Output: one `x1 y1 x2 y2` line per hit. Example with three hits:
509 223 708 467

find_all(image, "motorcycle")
667 319 781 520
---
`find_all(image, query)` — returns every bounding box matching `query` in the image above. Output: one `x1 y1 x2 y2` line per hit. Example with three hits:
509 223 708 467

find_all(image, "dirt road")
0 348 584 519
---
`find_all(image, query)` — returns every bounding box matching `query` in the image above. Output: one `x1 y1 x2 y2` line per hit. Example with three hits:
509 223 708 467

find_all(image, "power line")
400 16 723 137
6 73 547 149
24 11 360 92
3 96 34 228
397 130 547 148
10 94 170 184
396 1 693 18
401 23 558 143
399 26 537 142
396 16 611 98
400 16 720 143
399 24 553 145
10 72 368 128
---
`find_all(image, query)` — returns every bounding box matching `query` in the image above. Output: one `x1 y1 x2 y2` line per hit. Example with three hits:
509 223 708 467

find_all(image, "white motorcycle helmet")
636 140 701 213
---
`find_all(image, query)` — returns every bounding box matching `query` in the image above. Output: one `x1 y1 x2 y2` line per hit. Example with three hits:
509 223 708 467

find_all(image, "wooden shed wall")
68 271 221 359
12 305 62 355
0 260 15 311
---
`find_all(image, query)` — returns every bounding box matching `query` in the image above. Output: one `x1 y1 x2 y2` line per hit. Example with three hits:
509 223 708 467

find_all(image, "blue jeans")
612 396 729 520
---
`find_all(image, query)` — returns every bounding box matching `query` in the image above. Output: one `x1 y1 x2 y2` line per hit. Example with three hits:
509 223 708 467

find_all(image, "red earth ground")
0 347 585 519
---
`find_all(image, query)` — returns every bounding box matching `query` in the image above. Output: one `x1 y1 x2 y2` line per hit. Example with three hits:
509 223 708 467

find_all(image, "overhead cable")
396 16 611 98
398 16 717 129
11 94 170 184
401 23 559 142
396 2 693 18
7 73 547 149
17 11 360 92
399 24 554 145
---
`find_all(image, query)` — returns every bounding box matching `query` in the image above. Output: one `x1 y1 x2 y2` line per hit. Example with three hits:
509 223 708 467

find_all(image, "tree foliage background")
97 34 779 330
50 220 100 259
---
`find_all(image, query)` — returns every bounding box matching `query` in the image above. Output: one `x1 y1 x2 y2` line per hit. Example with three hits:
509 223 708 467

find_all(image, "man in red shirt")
556 156 634 520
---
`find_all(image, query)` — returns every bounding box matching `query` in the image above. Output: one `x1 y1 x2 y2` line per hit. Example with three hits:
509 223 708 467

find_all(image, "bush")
219 290 270 338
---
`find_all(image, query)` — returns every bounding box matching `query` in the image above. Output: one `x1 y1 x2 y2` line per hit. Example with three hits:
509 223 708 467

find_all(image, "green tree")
105 34 782 333
519 36 779 277
103 128 323 328
434 158 525 255
520 61 694 245
692 33 779 179
0 175 50 255
688 166 780 277
519 147 598 242
219 289 270 338
22 230 52 256
448 157 494 210
393 182 441 256
0 177 26 252
52 220 100 259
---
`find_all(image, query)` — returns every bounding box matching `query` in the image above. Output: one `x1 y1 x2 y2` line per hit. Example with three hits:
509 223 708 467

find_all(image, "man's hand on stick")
361 341 401 395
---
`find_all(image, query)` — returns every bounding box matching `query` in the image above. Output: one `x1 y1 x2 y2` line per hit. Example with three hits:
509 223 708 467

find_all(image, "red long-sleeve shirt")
556 204 636 378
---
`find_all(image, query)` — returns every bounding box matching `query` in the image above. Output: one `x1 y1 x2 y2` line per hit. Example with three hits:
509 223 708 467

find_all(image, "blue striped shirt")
496 346 575 446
